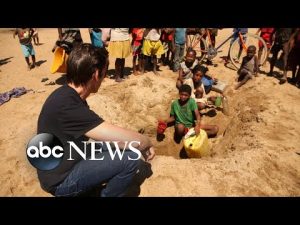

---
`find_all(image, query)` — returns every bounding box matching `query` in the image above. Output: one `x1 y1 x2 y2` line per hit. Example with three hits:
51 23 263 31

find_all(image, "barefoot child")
162 84 218 144
13 28 38 70
235 45 259 90
141 28 165 75
131 28 144 75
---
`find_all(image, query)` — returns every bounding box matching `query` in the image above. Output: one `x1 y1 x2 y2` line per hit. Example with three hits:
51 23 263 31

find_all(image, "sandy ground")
0 28 299 196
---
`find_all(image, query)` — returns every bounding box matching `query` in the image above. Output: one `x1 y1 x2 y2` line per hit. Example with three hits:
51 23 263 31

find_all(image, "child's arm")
164 115 175 125
194 109 202 135
178 68 184 82
238 57 246 74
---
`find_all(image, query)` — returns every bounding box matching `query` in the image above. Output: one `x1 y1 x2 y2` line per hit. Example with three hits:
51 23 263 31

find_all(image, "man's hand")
143 147 155 162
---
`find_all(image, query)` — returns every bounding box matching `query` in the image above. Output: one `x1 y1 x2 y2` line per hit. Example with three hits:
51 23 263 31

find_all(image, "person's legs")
173 44 180 72
140 54 146 74
295 65 300 87
25 57 31 70
269 45 280 76
199 123 219 138
280 42 290 84
27 44 37 68
138 54 143 72
179 44 185 64
235 70 253 89
55 149 139 197
153 55 160 75
133 55 138 75
120 58 126 79
115 58 123 82
237 34 247 60
31 55 37 68
21 44 31 70
174 123 186 144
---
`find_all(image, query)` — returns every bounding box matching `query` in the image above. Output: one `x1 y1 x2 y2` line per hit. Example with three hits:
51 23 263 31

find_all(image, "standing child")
235 45 259 90
13 28 38 70
226 28 248 63
108 28 131 82
173 28 187 72
141 28 165 75
89 28 103 48
160 28 175 68
131 28 144 75
269 28 294 84
256 28 275 66
162 84 218 144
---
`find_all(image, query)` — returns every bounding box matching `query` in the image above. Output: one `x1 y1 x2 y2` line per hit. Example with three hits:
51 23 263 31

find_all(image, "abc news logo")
26 133 142 171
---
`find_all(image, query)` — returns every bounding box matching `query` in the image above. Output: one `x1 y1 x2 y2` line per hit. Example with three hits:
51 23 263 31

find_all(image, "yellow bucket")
50 47 68 74
183 128 211 158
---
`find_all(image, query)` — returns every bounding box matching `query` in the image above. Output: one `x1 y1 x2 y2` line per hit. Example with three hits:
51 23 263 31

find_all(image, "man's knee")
123 151 139 172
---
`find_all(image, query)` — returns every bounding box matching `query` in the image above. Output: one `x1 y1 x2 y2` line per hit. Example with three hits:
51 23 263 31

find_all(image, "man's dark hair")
66 43 108 86
179 84 192 95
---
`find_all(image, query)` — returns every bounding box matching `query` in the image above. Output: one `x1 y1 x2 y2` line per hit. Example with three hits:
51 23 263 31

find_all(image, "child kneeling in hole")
158 84 218 144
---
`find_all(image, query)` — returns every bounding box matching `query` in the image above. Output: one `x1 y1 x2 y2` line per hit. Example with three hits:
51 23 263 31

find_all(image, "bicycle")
186 28 268 70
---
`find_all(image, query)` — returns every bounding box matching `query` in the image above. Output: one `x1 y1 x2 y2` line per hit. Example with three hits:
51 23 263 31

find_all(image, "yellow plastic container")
50 47 68 74
183 128 211 158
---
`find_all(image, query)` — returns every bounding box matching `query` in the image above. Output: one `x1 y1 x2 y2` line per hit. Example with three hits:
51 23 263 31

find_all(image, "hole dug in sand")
89 73 268 160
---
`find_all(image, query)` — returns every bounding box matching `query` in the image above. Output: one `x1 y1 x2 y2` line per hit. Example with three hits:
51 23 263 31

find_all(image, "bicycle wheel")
186 34 208 63
229 33 268 70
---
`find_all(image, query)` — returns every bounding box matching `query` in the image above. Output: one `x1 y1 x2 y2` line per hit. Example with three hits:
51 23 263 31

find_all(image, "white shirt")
110 28 130 41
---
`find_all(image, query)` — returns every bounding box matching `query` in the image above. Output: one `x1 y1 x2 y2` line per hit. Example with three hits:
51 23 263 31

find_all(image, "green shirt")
170 98 198 128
